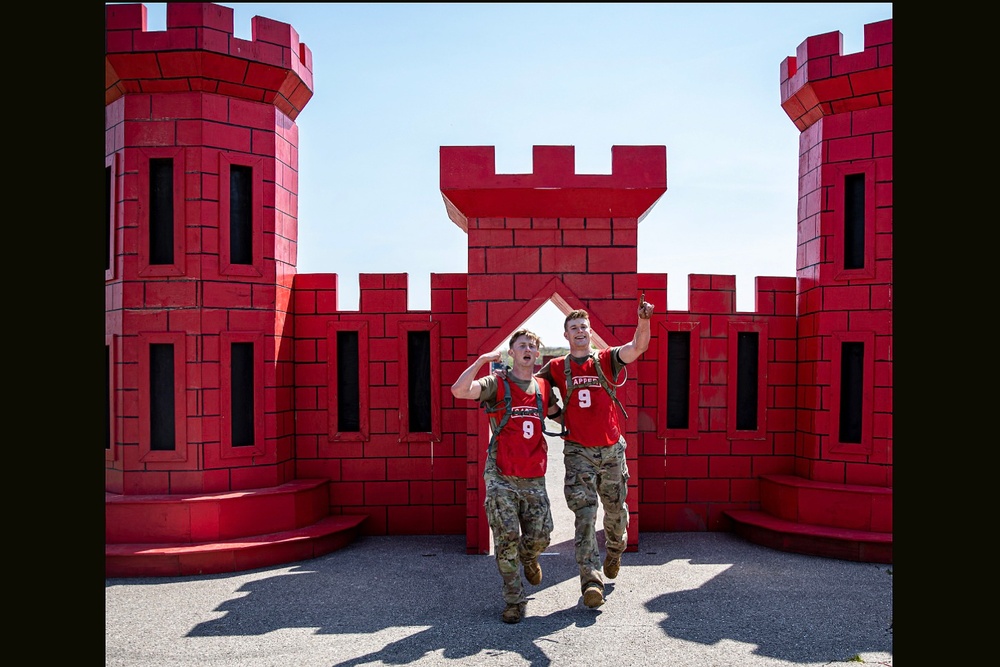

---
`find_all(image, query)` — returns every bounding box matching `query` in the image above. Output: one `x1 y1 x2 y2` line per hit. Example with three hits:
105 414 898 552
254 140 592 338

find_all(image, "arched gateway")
440 145 667 553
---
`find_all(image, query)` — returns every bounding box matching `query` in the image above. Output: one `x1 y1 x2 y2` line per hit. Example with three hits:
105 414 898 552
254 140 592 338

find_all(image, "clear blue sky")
132 3 892 349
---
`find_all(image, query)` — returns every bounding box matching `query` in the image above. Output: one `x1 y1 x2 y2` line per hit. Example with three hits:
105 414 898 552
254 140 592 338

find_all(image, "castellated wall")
290 272 470 536
288 269 798 541
633 274 799 532
104 3 891 555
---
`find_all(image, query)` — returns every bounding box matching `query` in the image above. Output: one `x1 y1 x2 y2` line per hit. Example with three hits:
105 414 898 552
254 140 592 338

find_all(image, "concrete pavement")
106 436 893 666
105 530 892 667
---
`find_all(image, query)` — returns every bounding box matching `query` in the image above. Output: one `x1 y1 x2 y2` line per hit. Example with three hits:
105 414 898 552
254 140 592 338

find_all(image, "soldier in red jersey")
535 295 653 608
451 329 563 624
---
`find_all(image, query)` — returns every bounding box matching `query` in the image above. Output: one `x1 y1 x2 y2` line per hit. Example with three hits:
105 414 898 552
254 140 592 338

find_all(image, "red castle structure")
104 3 893 577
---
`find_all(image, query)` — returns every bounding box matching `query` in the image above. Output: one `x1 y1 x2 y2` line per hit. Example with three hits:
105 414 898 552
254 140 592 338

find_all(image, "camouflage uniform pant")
484 471 553 605
563 438 629 593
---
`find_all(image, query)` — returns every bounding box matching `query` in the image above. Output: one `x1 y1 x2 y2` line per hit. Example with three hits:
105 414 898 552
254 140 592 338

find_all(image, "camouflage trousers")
563 438 630 593
484 471 553 605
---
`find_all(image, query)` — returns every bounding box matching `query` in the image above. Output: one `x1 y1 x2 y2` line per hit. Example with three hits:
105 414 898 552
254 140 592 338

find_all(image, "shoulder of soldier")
536 359 556 378
602 347 622 361
604 346 626 369
539 377 558 406
478 374 500 402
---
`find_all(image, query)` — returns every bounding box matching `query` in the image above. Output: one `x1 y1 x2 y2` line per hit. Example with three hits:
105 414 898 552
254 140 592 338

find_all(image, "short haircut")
508 328 542 350
563 309 590 331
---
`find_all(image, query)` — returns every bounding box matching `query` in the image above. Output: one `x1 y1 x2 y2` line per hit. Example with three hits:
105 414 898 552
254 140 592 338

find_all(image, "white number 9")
577 389 591 408
522 421 534 439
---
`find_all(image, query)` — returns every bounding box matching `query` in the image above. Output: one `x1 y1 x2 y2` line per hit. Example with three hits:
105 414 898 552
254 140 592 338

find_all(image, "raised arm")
618 293 654 365
451 351 503 401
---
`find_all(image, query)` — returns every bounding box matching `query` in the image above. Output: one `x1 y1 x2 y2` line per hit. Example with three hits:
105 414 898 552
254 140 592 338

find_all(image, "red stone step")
106 479 333 544
758 474 892 532
725 509 891 564
105 514 367 577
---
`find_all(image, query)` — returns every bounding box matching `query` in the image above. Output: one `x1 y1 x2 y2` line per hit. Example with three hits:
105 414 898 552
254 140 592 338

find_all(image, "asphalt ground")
105 437 894 667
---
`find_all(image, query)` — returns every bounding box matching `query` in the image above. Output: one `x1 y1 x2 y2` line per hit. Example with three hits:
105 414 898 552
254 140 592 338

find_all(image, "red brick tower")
440 145 666 553
105 2 313 495
105 4 369 577
723 19 892 562
780 20 893 487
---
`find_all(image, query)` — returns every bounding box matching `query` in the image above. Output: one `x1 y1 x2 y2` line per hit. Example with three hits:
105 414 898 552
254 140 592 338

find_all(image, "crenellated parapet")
106 2 313 119
678 274 797 317
440 145 667 228
104 6 893 567
779 19 892 131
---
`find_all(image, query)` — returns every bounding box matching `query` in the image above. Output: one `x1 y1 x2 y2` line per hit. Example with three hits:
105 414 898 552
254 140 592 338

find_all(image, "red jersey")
487 376 552 478
543 348 622 447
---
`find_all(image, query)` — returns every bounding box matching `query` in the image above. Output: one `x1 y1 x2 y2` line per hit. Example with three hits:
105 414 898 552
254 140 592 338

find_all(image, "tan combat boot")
502 601 526 624
603 554 621 579
523 557 542 585
582 584 605 608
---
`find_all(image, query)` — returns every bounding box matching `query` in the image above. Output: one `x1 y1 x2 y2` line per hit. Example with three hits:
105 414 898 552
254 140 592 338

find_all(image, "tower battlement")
779 19 892 131
440 145 667 227
106 2 313 118
677 274 797 316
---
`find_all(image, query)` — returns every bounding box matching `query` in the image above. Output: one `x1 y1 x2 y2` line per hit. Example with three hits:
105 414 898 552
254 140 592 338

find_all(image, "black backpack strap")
480 373 512 451
562 353 575 402
537 375 569 437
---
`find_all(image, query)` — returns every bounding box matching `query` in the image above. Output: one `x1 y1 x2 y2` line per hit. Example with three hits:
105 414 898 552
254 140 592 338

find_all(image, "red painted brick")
832 49 878 77
389 505 433 534
340 458 386 482
828 135 873 162
367 481 410 505
433 505 464 533
588 246 635 269
667 456 708 478
710 456 752 478
106 14 893 567
664 504 708 531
